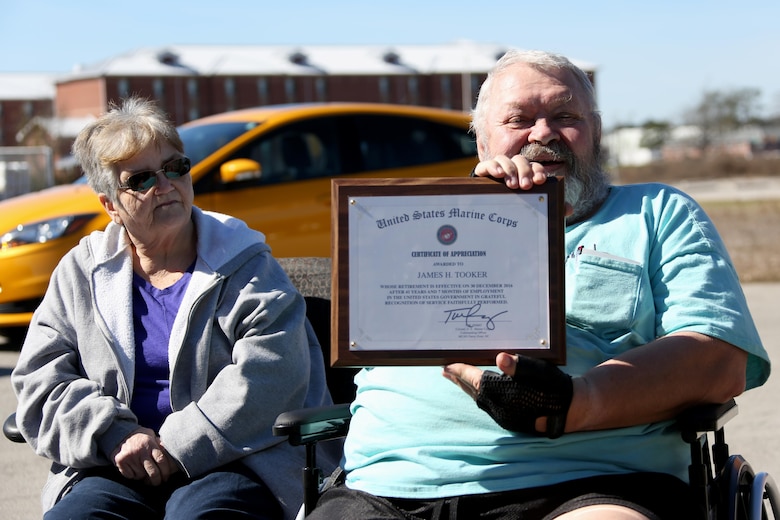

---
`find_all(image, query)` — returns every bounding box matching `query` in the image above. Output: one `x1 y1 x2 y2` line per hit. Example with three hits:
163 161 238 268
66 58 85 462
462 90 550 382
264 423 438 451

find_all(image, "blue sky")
2 0 778 130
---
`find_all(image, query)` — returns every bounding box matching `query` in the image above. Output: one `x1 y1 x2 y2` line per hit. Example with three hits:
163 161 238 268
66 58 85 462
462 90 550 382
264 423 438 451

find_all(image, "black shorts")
310 472 700 520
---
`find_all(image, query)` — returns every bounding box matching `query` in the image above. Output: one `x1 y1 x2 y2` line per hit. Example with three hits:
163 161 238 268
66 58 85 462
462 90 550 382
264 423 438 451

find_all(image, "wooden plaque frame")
331 176 565 367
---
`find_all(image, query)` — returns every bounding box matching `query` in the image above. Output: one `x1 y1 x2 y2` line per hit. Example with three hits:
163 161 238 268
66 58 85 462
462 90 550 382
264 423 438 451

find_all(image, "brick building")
3 42 596 179
0 73 55 147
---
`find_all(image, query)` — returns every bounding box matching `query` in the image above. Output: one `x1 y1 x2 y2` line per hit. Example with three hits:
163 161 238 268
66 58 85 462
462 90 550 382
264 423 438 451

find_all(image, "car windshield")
179 122 261 164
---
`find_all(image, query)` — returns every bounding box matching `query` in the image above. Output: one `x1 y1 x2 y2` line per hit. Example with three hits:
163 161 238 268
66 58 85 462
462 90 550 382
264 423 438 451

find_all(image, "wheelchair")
5 257 779 519
273 397 780 520
270 262 780 520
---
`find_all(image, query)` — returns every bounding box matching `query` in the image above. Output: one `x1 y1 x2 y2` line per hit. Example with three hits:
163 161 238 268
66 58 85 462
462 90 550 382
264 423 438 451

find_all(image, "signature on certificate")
443 304 508 330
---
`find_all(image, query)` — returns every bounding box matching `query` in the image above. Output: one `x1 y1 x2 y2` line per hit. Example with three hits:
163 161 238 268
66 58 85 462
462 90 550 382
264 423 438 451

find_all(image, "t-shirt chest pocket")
565 248 643 340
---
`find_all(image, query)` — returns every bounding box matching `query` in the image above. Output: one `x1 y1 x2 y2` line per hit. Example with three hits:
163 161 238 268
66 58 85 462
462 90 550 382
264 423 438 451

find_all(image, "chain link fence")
0 146 54 200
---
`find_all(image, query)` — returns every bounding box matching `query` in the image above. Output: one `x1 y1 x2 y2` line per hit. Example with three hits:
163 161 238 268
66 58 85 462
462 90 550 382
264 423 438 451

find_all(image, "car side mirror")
219 158 262 184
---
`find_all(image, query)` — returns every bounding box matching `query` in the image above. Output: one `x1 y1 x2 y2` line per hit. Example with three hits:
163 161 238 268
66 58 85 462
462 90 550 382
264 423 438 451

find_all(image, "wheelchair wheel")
749 472 780 520
721 455 764 520
716 455 778 520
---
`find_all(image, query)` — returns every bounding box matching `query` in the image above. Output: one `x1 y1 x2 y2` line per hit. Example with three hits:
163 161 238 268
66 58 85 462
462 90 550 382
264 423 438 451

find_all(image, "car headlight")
1 214 99 249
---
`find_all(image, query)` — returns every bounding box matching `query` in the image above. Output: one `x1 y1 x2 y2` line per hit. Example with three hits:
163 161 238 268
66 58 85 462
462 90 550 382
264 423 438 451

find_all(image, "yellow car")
0 102 477 328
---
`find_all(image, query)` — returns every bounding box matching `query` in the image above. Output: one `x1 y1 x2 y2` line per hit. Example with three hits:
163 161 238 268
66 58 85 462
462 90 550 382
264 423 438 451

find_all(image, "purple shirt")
129 265 194 432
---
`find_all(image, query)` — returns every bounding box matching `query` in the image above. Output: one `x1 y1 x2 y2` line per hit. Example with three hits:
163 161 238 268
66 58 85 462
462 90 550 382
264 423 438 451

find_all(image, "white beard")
515 141 610 224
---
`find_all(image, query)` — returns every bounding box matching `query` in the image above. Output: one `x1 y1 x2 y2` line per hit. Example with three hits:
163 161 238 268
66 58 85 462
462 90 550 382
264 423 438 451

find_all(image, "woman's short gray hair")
470 49 600 141
72 97 183 202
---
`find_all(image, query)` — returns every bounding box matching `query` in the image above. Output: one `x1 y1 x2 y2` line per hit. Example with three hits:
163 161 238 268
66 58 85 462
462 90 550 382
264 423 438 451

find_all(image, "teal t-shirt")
343 183 770 498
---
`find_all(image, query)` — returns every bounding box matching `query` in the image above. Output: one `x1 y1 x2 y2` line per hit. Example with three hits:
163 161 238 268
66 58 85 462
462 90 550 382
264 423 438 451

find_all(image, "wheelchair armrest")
3 412 25 443
676 398 738 443
273 403 352 446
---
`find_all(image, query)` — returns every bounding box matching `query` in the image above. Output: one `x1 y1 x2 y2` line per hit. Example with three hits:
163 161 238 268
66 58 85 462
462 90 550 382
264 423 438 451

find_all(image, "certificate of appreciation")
331 177 565 366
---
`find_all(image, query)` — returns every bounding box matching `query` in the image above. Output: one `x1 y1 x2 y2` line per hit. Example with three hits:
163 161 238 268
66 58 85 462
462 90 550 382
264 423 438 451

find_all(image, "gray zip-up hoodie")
12 207 337 519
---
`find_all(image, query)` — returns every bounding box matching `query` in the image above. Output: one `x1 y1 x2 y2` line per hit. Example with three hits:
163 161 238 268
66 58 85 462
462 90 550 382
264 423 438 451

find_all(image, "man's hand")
444 352 573 438
473 156 573 217
473 155 549 190
111 427 179 486
442 352 518 397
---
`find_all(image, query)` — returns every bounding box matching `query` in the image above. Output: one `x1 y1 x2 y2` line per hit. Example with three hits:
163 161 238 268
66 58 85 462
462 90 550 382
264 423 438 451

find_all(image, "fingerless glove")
476 356 573 439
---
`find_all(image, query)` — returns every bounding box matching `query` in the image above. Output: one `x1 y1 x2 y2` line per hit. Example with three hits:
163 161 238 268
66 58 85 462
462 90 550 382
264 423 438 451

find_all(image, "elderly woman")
11 97 335 520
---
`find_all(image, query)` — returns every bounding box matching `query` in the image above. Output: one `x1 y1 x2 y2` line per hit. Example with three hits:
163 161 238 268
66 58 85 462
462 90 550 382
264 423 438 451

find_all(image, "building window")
440 76 452 109
257 78 269 105
118 79 130 99
407 76 419 105
152 79 165 101
379 77 390 103
315 77 327 102
187 78 199 99
284 77 296 103
224 78 236 111
185 79 199 123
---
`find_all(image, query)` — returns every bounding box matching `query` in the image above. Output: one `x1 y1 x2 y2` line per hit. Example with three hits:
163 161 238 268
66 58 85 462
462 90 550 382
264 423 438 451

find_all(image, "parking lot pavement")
722 283 780 483
667 175 780 202
0 346 49 520
1 283 779 518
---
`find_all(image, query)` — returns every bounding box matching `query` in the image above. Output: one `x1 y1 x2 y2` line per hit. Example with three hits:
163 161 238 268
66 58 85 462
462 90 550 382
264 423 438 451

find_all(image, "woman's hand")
111 427 179 485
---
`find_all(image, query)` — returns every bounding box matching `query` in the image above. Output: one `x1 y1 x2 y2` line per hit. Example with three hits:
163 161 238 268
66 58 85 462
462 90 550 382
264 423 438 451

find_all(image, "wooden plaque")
331 176 565 367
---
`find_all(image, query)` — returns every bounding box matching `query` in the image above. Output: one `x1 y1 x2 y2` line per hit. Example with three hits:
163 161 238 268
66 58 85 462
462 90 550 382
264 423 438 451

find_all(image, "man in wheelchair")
304 50 771 519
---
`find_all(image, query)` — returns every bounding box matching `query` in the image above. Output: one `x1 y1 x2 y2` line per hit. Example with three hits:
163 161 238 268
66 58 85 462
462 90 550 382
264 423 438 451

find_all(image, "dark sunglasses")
118 156 192 192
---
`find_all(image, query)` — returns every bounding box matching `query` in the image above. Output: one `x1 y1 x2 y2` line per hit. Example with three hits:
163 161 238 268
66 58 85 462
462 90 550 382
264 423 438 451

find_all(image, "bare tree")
771 91 780 122
684 88 762 151
639 120 672 150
